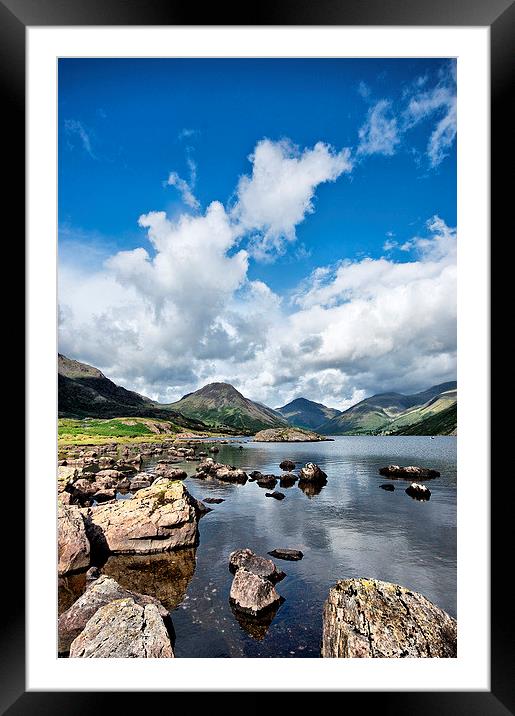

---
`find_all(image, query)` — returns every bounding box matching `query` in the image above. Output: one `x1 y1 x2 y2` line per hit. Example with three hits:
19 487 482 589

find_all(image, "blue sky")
58 58 457 408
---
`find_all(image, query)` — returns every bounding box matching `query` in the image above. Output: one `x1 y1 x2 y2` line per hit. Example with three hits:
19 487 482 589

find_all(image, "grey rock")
321 578 457 658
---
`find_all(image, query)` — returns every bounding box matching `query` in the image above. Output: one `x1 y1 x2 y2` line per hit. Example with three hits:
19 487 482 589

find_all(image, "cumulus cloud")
357 100 400 157
232 139 352 260
59 201 456 409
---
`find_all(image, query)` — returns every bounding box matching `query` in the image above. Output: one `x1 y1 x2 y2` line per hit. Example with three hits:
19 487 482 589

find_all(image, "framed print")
3 0 510 711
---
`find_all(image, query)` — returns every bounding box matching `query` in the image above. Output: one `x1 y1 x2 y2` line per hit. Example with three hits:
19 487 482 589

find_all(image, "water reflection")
230 598 285 641
297 481 323 498
101 548 197 611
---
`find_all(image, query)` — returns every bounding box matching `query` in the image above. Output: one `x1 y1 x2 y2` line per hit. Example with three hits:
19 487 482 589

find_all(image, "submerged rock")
83 480 199 555
268 548 303 561
321 578 457 658
279 460 296 471
379 465 440 479
203 497 225 504
405 482 431 500
58 574 170 654
69 598 174 658
58 505 90 576
380 483 395 491
265 491 285 501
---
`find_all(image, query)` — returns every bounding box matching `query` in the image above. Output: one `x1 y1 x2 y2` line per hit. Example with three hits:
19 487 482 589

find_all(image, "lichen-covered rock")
58 575 169 654
229 548 285 583
83 480 199 555
58 505 90 576
298 463 327 484
69 598 174 658
321 578 457 658
229 569 282 617
379 465 440 479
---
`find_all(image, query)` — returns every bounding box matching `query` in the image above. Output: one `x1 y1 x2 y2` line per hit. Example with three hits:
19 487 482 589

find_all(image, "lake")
59 435 457 658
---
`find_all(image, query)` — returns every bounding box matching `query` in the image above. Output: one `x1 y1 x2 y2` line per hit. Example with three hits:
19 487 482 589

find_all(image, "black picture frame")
5 0 509 712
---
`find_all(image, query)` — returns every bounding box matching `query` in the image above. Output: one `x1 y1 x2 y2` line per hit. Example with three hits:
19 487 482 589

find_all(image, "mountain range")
58 354 457 436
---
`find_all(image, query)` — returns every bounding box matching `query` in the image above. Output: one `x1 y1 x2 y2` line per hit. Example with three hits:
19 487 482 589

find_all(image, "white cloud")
403 64 456 167
59 130 456 409
357 100 400 157
64 119 95 158
231 139 352 260
166 160 200 211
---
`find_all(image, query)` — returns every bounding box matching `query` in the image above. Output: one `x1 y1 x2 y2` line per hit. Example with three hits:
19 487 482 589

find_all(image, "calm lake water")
60 435 457 658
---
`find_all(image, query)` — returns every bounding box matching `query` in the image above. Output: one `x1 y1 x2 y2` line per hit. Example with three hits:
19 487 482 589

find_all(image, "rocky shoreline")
57 438 455 658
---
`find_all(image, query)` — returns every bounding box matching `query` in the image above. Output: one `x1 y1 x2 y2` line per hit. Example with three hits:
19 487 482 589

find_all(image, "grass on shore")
58 417 226 447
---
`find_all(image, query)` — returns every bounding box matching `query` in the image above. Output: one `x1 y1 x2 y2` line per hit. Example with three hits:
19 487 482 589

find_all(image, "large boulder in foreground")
69 598 174 658
379 465 440 479
83 480 199 555
298 462 327 484
321 578 457 658
58 575 169 654
58 505 90 576
254 428 328 442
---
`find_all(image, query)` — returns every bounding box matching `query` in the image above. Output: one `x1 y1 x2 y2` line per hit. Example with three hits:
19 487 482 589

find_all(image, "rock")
203 497 225 504
254 428 329 442
248 470 262 481
209 446 220 453
279 460 296 471
380 483 395 491
298 462 327 484
268 549 303 561
69 598 174 658
83 480 199 555
195 460 247 484
321 578 457 658
405 482 431 500
92 489 116 504
58 505 90 576
58 575 170 654
129 473 153 491
229 570 282 617
154 465 187 480
85 566 101 584
265 491 285 501
229 548 285 583
256 474 277 489
279 473 297 488
379 465 440 479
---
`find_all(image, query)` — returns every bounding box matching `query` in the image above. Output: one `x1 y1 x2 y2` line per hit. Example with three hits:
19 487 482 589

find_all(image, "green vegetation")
388 403 457 436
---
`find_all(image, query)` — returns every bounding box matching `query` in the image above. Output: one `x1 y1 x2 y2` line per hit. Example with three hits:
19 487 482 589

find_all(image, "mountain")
317 382 457 435
58 354 210 432
275 397 341 430
166 382 288 434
